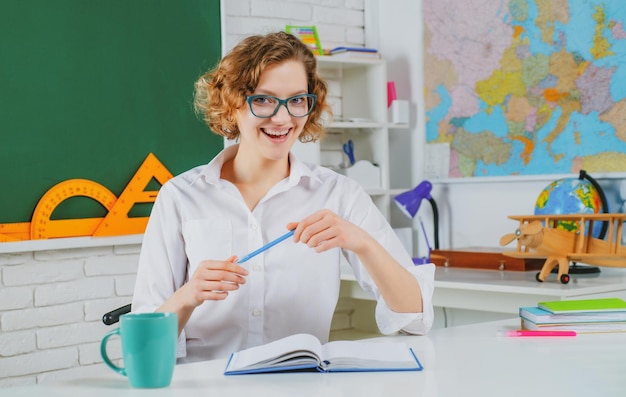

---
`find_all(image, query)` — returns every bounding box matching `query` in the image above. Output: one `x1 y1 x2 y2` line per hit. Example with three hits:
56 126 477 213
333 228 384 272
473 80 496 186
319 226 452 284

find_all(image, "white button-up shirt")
132 144 435 363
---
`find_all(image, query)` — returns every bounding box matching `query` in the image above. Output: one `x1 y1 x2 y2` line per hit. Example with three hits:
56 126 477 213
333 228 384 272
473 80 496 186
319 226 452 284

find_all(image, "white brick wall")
222 0 366 53
0 0 366 388
0 244 138 387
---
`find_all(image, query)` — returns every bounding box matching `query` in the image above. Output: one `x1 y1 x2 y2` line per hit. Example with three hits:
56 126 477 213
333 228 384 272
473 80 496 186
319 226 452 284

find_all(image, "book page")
321 340 418 370
226 333 323 372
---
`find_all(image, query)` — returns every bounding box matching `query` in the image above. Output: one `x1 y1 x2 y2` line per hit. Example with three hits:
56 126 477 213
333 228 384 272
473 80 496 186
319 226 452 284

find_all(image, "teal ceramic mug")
100 312 178 388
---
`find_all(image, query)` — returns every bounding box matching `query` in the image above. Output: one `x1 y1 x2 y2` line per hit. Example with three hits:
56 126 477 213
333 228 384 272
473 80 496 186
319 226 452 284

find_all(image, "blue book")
329 46 378 54
520 306 626 324
224 333 422 375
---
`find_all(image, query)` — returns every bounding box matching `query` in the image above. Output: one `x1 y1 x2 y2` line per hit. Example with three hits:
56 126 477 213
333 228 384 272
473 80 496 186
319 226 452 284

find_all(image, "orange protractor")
30 179 118 240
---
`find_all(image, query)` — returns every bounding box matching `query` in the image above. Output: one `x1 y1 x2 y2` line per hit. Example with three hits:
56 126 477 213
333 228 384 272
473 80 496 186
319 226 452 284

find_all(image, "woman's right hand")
158 256 248 334
182 256 249 308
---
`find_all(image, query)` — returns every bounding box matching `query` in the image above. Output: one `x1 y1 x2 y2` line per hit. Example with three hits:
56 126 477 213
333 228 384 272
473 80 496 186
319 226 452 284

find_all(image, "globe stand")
551 262 601 275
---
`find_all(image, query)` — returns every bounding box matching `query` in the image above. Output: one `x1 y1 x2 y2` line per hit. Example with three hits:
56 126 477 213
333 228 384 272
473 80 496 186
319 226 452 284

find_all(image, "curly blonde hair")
194 31 331 142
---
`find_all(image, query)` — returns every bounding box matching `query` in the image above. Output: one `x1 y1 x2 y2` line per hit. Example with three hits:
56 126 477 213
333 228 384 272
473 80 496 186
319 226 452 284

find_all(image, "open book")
224 333 423 375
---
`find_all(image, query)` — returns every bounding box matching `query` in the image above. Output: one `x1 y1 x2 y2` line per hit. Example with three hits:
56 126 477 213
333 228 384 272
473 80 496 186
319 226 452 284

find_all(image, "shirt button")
251 223 258 231
252 308 261 317
253 264 262 271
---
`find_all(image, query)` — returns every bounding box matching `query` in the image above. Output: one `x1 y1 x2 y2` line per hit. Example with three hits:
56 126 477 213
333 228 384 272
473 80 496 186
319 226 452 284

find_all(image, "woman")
132 31 435 363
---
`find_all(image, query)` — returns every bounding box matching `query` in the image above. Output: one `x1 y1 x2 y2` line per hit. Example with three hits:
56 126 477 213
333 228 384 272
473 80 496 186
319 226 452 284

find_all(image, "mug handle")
100 328 126 376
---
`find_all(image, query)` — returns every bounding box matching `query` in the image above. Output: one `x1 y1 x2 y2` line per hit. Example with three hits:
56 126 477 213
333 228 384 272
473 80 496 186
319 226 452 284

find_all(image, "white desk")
8 318 626 397
341 266 626 327
432 266 626 313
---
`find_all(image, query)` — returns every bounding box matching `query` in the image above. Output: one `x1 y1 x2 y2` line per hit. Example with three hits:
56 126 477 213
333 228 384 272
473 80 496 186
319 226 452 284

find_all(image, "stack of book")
328 46 381 59
519 298 626 333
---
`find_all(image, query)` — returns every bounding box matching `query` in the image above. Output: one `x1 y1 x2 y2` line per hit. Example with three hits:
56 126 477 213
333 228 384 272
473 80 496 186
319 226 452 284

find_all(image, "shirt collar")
286 151 323 186
191 143 323 187
191 143 238 186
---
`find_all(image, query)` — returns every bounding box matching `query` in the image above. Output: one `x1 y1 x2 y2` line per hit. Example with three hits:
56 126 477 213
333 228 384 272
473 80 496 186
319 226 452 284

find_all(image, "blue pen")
236 229 295 263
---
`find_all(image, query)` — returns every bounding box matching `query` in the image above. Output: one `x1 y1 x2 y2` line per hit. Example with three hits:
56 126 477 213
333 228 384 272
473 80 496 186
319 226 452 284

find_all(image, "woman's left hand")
287 209 370 254
289 209 423 314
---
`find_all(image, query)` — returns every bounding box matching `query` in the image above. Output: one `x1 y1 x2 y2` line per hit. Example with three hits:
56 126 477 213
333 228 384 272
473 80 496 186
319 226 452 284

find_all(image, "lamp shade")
394 181 433 219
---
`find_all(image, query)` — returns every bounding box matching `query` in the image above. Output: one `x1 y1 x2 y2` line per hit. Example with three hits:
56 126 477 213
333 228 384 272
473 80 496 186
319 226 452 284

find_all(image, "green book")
538 298 626 314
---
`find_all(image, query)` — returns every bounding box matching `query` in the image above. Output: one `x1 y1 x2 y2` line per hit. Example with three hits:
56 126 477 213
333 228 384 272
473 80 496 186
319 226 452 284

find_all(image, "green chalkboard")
0 0 222 224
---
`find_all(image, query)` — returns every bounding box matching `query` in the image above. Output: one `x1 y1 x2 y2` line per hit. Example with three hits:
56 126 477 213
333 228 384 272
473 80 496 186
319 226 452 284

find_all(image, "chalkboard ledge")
0 234 143 254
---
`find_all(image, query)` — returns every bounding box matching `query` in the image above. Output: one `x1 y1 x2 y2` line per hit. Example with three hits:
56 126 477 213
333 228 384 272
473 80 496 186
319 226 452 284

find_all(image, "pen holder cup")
341 160 381 190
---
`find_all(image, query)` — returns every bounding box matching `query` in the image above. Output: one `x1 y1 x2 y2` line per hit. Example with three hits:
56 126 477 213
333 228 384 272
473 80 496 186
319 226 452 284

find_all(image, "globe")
534 177 603 237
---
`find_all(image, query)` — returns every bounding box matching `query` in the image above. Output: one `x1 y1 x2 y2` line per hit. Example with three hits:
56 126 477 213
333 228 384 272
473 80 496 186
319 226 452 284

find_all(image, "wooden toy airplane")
499 213 626 284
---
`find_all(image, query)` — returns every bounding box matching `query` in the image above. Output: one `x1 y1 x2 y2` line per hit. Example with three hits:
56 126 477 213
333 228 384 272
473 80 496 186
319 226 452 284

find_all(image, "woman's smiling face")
236 60 309 162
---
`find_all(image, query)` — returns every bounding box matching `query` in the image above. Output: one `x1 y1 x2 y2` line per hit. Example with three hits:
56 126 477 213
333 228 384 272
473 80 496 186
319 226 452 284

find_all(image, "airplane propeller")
499 221 543 246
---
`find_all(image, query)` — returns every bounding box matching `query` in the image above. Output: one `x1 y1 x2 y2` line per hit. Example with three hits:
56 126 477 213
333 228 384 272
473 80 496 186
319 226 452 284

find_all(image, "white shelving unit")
291 57 417 340
292 56 411 230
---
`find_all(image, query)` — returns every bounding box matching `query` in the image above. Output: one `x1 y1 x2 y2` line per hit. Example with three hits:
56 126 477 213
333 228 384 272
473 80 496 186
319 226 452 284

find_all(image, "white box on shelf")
342 160 381 189
389 100 409 124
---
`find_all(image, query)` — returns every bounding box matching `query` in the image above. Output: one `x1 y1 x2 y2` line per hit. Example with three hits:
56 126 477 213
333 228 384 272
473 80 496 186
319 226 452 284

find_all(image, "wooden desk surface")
8 318 626 397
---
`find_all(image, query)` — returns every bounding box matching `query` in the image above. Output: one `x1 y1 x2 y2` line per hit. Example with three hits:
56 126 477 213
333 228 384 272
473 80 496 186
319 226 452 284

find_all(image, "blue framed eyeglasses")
245 94 316 118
